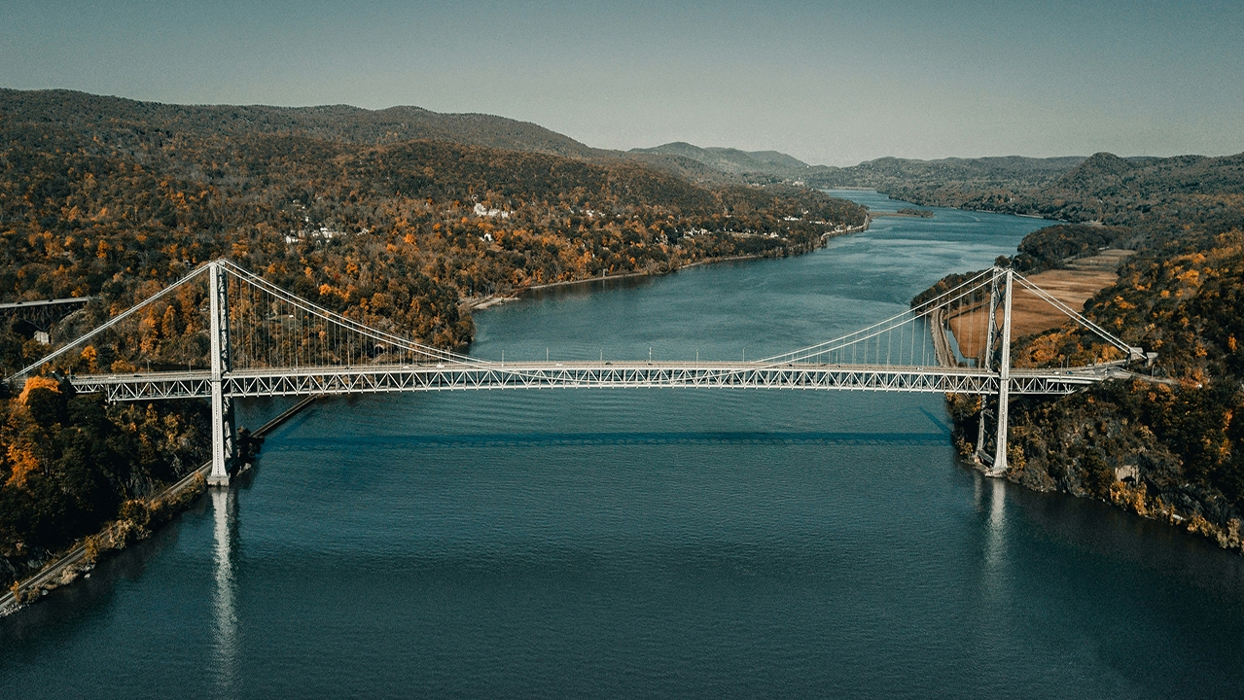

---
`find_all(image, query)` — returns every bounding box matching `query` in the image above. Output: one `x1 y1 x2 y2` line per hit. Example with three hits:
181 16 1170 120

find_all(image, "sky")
2 0 1242 165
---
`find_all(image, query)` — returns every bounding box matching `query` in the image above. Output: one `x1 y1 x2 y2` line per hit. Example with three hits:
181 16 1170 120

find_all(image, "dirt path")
948 250 1133 361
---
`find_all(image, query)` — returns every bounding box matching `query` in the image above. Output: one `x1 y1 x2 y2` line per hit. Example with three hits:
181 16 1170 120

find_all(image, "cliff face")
989 383 1244 552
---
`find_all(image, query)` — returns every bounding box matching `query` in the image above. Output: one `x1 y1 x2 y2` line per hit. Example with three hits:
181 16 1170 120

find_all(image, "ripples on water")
4 192 1244 698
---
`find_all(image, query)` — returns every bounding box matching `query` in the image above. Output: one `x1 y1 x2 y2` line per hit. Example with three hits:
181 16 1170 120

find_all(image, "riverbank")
463 269 658 309
883 186 1244 556
464 255 789 311
0 395 318 617
463 222 869 311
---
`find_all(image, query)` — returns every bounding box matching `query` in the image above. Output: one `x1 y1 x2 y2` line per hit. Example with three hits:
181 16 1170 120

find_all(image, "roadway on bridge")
63 359 1119 402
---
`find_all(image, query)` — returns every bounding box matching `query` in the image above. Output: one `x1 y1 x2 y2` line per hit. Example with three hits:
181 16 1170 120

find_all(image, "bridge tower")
208 261 237 486
989 267 1015 477
972 267 1015 477
975 270 1000 465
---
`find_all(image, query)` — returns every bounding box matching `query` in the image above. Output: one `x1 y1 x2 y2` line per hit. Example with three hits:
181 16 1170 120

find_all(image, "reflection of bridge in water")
7 259 1149 485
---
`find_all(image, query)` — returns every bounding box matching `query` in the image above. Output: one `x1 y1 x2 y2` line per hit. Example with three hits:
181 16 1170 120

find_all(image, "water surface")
3 191 1242 698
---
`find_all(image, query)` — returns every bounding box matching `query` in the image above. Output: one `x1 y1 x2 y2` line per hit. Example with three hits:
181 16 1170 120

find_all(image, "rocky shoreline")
950 407 1244 556
0 396 317 617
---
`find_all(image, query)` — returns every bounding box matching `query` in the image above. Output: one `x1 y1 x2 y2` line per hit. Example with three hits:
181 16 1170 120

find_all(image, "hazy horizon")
3 0 1241 166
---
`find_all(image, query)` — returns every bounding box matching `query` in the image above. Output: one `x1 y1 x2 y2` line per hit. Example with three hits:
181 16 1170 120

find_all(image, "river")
3 191 1243 698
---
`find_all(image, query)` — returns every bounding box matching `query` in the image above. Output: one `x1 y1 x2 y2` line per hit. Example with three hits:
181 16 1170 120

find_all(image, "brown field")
948 250 1133 361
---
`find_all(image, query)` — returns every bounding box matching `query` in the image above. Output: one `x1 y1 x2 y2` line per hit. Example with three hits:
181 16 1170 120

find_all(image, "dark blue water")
4 192 1244 698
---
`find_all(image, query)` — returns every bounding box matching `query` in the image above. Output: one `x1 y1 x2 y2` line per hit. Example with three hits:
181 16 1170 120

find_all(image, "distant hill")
1053 151 1136 191
621 151 747 186
862 151 1244 235
0 88 606 159
1047 151 1244 200
630 143 1096 194
803 155 1089 192
631 142 813 181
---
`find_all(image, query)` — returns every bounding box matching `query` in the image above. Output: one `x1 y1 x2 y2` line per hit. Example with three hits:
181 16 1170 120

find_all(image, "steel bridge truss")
68 362 1101 402
10 261 1146 486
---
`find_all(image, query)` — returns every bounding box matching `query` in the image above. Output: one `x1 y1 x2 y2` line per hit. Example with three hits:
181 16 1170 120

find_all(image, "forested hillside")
0 88 605 157
872 151 1244 234
909 151 1244 551
631 142 815 183
0 90 865 357
0 90 867 590
805 155 1088 196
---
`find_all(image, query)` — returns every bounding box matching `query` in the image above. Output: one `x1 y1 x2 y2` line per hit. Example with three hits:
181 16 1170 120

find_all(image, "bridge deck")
62 360 1112 402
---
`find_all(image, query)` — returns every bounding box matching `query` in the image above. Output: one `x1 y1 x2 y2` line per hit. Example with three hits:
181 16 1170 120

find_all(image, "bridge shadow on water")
269 429 951 451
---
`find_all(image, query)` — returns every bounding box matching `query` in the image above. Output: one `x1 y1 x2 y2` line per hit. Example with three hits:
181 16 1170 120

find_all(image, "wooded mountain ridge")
631 141 1244 218
631 142 816 181
0 89 754 188
0 89 866 317
807 155 1090 192
24 89 1237 203
0 88 605 159
631 139 1094 190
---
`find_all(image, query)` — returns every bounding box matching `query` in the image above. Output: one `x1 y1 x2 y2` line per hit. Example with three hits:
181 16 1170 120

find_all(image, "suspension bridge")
5 259 1148 486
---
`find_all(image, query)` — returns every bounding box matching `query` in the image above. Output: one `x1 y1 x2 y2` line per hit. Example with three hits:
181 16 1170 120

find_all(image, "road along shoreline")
0 395 318 617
